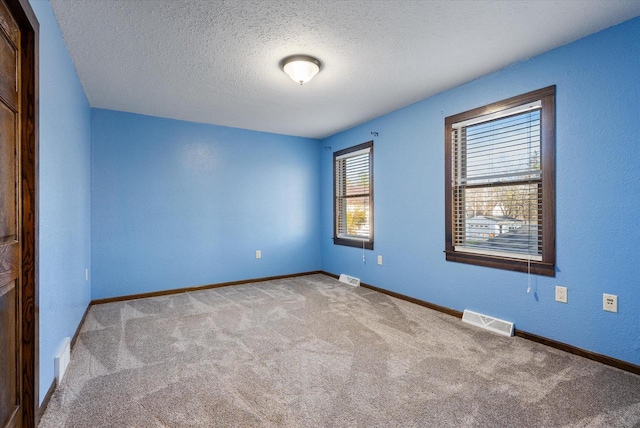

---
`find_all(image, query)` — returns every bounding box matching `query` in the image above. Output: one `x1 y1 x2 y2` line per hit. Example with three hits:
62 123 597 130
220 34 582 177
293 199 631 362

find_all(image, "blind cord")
526 112 532 294
527 257 531 293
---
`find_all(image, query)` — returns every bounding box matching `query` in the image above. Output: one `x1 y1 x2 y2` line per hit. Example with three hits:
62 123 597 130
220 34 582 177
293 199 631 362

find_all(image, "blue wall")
91 110 321 299
320 17 640 365
31 0 92 404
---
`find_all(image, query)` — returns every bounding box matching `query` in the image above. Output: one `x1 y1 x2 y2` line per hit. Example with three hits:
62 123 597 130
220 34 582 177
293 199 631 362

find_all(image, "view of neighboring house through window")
334 141 373 249
445 86 556 276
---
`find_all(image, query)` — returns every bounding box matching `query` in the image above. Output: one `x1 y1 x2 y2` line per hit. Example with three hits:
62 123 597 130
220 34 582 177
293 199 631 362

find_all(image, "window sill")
445 250 555 276
334 237 373 250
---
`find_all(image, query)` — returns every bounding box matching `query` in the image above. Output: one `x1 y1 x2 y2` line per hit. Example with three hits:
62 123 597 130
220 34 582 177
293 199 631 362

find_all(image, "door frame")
5 0 38 425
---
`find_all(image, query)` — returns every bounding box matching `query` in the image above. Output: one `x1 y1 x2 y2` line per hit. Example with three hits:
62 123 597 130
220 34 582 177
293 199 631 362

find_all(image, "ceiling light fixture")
280 55 322 85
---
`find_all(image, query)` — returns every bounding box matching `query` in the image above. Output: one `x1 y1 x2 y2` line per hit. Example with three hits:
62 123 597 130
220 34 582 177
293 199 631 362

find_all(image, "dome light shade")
280 55 322 85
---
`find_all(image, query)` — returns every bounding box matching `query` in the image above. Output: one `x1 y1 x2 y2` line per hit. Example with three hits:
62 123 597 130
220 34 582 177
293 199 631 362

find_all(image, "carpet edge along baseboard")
321 271 639 376
90 271 324 305
90 269 638 376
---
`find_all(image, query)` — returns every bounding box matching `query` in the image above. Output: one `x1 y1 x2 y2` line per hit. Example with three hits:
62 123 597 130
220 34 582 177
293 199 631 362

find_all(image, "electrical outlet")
555 285 567 303
603 293 618 313
256 250 261 259
377 255 382 265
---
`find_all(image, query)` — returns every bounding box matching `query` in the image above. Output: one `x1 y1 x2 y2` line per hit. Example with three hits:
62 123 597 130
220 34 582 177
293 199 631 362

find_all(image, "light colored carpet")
39 274 640 427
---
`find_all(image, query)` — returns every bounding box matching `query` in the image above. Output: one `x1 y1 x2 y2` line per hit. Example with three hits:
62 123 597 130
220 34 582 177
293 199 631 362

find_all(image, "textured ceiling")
50 0 640 139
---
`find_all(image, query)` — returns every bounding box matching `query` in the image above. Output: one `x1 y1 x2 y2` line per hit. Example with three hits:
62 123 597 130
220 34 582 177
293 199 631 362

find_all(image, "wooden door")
0 1 23 426
0 0 37 426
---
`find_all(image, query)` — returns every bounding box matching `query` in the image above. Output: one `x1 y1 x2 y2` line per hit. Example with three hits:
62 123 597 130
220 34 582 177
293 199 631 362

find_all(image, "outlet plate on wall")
555 286 567 303
603 293 618 313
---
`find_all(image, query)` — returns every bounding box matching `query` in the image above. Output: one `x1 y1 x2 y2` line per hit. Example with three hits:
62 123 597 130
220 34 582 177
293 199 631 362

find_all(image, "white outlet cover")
256 250 261 259
555 285 567 303
603 293 618 313
377 255 382 265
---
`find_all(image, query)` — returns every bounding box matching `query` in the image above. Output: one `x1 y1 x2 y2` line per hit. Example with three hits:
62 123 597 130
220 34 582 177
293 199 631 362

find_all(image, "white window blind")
335 145 372 242
452 103 542 260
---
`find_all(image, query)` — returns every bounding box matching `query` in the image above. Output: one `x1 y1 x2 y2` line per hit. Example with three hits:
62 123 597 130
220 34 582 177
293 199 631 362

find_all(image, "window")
334 141 374 249
445 86 555 276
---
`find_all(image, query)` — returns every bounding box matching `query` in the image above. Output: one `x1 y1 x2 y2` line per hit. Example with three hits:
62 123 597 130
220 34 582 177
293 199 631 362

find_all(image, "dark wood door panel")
0 0 37 425
0 243 19 286
0 281 18 428
0 102 17 244
0 31 17 110
0 0 18 113
0 1 18 46
0 0 25 426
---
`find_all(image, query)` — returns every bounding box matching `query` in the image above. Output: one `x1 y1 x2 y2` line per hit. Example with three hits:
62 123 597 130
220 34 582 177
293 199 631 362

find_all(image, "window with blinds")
445 86 556 276
334 141 373 249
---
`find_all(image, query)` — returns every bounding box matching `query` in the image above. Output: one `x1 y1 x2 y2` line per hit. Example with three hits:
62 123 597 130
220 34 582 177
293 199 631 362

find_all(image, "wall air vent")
338 274 360 287
55 336 71 385
462 309 514 337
